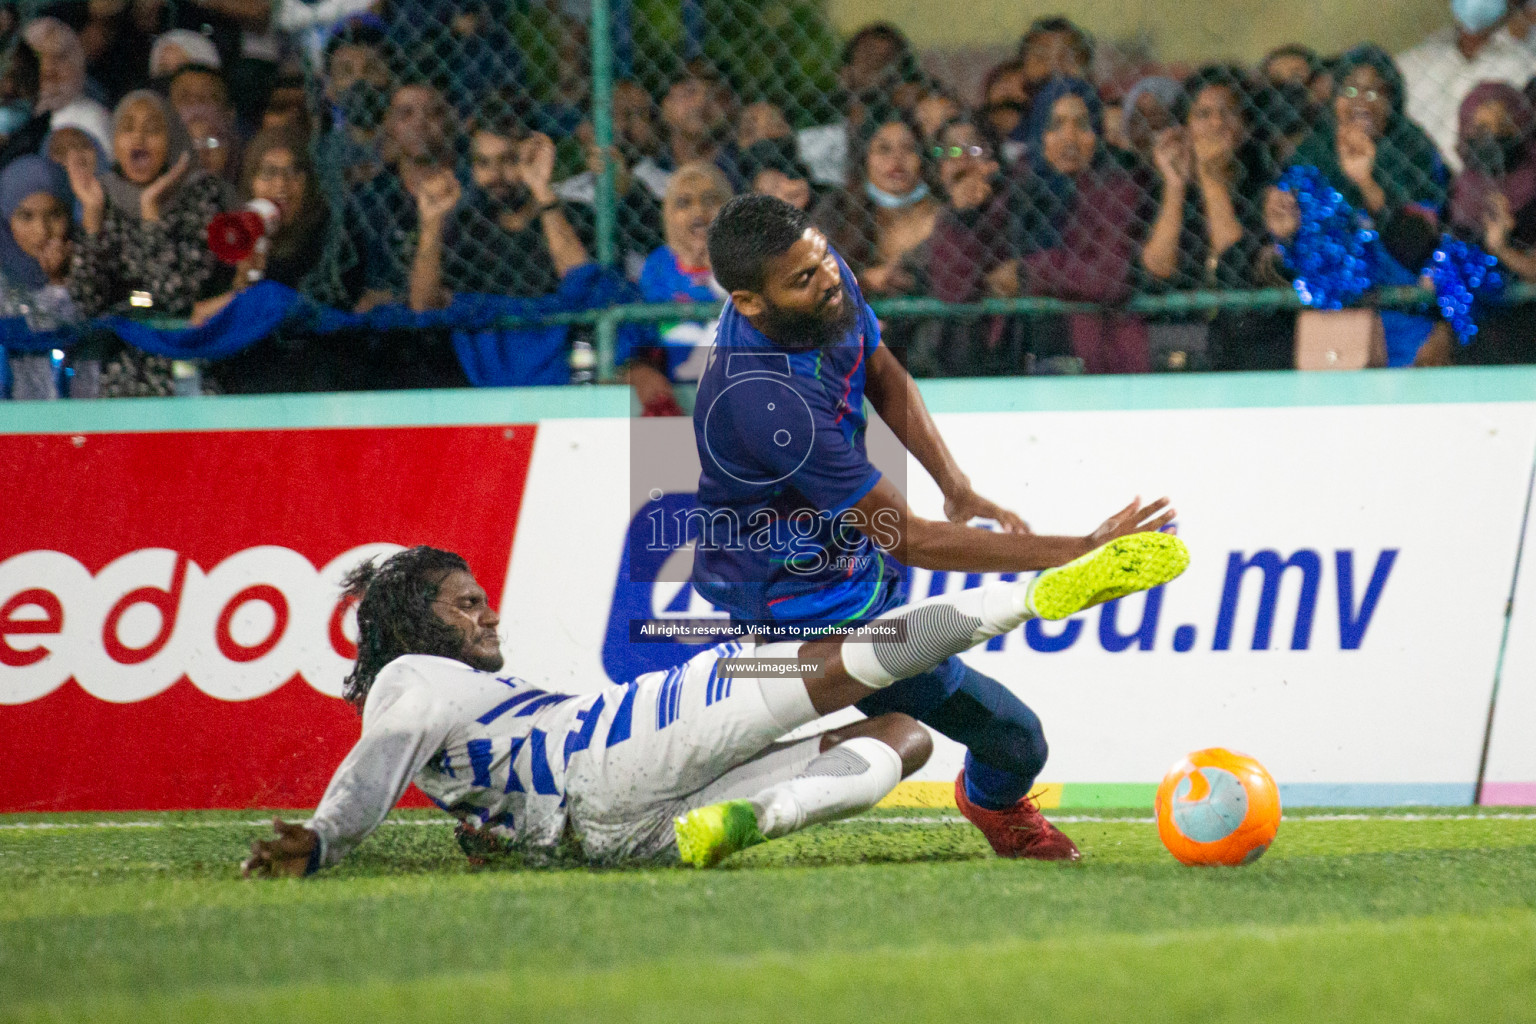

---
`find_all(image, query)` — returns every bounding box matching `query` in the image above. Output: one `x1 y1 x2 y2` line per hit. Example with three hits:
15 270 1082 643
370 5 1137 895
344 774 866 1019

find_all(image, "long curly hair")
340 546 470 709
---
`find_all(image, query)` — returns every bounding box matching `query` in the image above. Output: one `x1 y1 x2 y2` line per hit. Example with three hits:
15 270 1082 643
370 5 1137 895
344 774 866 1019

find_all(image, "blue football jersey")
690 248 904 625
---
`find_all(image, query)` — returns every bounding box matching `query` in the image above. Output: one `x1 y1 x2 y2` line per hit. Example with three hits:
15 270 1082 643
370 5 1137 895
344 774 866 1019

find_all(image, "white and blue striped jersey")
305 642 773 868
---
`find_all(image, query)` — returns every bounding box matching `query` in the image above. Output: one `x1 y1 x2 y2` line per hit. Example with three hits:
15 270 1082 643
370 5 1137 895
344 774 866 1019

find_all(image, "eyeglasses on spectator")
933 144 992 160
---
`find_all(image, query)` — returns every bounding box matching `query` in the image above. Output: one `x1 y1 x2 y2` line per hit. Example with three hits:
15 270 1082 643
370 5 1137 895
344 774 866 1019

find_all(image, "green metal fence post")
590 0 619 380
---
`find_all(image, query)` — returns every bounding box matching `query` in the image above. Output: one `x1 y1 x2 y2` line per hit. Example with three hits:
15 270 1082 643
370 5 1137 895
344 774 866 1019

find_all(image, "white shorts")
564 642 822 863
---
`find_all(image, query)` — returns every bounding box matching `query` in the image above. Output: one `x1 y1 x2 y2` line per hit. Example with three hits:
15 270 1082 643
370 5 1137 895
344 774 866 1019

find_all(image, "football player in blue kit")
690 194 1181 860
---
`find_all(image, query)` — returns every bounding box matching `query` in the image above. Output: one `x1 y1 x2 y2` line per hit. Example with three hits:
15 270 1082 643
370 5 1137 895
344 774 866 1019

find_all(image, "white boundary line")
2 813 1535 831
852 813 1536 826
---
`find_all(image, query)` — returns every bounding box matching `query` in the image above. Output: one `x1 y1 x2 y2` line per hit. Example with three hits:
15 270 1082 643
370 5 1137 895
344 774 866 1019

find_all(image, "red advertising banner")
0 425 536 811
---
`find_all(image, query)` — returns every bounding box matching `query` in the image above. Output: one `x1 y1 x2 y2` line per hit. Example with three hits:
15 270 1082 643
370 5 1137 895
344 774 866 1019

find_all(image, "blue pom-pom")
1421 235 1507 345
1276 166 1381 309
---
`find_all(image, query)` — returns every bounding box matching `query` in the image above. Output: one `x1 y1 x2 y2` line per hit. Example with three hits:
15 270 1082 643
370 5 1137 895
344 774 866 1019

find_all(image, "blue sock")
963 753 1032 811
856 656 1047 812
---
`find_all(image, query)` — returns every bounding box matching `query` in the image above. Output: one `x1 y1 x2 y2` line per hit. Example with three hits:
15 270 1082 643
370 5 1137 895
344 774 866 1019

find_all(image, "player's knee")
995 701 1048 779
971 707 1048 781
873 713 932 778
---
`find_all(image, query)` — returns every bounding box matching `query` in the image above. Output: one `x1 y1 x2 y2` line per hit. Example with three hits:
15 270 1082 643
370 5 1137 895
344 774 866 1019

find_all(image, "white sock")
841 578 1037 689
750 736 903 838
750 641 819 731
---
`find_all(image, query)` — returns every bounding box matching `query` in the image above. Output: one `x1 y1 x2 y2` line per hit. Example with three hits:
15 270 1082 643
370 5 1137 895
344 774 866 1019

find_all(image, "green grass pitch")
2 806 1534 1023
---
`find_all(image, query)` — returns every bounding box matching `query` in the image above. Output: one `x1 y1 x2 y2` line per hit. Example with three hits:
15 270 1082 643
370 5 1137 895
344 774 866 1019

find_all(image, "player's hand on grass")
242 818 318 878
1085 496 1175 550
943 484 1031 534
455 821 512 865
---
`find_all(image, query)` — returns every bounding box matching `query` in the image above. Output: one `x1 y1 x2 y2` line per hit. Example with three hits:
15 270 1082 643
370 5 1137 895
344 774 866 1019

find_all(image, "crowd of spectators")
4 0 1536 402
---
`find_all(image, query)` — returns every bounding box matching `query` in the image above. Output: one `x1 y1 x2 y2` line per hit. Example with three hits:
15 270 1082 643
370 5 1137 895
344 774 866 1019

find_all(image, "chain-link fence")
5 0 1536 398
290 0 1536 383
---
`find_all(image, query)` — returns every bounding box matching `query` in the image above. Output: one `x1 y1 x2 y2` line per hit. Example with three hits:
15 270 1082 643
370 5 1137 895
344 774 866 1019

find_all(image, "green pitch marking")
1058 783 1160 808
1 807 1533 1023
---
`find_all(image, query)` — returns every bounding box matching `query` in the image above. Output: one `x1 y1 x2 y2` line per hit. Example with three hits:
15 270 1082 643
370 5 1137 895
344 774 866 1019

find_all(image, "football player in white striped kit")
245 533 1186 875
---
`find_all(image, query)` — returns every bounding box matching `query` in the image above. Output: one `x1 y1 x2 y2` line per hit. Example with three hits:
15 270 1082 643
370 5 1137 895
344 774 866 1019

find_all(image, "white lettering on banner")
0 543 404 705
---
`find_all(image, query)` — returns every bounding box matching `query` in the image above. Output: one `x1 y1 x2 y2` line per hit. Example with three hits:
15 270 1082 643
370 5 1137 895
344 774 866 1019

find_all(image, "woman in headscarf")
65 89 231 397
21 17 109 153
1117 75 1181 170
0 154 91 399
1140 65 1292 370
1455 83 1536 267
1267 44 1448 366
1434 82 1536 365
1009 75 1148 374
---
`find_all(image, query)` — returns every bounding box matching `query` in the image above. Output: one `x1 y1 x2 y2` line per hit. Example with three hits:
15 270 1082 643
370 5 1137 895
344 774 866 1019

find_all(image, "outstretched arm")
243 680 454 877
863 344 1029 533
850 474 1174 574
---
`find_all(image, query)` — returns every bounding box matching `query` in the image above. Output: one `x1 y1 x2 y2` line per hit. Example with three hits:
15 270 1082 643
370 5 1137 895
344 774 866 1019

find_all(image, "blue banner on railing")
0 263 655 388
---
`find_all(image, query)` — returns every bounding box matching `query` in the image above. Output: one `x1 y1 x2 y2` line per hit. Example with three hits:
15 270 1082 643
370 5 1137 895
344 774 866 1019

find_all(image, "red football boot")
954 770 1081 861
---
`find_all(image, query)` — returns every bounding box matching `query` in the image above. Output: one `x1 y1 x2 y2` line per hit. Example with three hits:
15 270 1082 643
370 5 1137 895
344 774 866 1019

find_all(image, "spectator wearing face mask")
22 18 109 154
813 108 939 299
0 155 88 399
1460 82 1536 252
1398 0 1535 171
1008 76 1147 374
1433 81 1536 362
